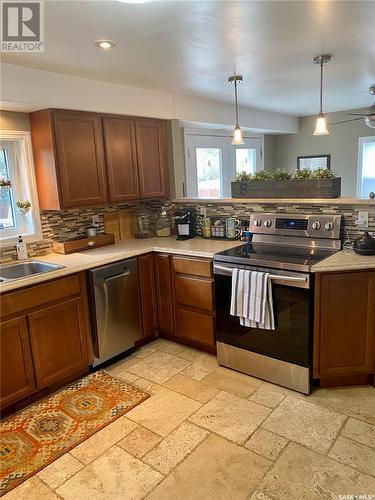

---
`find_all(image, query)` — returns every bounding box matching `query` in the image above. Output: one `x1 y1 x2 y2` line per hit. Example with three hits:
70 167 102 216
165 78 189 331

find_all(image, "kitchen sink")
0 261 65 282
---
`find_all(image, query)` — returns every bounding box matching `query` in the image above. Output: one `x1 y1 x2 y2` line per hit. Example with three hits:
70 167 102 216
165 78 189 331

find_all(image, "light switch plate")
92 215 100 228
199 207 207 217
355 211 369 229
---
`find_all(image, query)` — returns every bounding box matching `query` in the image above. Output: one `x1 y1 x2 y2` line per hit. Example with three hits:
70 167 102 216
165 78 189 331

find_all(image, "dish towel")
230 268 275 330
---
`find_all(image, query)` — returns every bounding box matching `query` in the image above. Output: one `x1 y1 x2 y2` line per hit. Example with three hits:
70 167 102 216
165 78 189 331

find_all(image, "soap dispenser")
16 235 28 260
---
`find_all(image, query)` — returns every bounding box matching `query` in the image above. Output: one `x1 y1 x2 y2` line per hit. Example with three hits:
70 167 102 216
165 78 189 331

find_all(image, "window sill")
0 232 43 249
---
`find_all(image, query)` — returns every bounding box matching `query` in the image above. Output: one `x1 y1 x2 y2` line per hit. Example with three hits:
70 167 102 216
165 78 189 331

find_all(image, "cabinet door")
138 254 158 337
28 298 91 389
54 111 108 207
103 117 140 202
176 307 215 346
135 119 169 198
154 254 174 334
317 271 375 377
0 316 35 408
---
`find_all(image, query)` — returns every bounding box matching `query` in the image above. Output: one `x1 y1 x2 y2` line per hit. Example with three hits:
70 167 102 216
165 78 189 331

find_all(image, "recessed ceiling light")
94 39 116 50
117 0 152 4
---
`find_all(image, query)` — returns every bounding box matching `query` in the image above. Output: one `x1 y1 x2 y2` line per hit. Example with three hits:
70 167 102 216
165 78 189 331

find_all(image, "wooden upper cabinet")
314 270 375 382
103 117 140 202
135 119 169 199
30 109 108 209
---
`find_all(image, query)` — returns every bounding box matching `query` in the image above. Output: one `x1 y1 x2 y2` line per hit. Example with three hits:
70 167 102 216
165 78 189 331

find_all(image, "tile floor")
6 339 375 500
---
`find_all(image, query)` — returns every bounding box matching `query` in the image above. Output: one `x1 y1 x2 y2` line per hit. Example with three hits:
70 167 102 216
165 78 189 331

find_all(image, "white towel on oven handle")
230 268 275 330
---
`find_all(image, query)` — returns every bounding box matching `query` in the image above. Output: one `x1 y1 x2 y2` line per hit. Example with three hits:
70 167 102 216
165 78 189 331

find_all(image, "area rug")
0 370 149 496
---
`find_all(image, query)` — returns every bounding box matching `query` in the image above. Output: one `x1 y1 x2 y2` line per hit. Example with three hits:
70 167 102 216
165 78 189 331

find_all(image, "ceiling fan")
330 85 375 129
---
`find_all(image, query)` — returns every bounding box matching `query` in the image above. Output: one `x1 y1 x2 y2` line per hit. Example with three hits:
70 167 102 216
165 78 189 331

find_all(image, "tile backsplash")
1 199 374 263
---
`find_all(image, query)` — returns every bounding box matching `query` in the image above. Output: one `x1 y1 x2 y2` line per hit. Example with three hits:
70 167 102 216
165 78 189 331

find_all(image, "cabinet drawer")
173 256 212 278
1 274 82 319
176 307 215 346
175 275 213 311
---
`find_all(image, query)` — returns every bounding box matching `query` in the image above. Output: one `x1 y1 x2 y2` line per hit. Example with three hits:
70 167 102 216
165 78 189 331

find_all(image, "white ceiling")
2 0 375 116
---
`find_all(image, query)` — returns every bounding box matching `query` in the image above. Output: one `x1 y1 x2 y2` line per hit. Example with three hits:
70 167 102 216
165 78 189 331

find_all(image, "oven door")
214 263 313 368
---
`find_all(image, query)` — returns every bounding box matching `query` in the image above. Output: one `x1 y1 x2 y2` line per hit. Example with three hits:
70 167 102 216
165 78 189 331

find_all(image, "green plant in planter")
235 171 253 182
311 167 337 179
0 178 12 189
16 200 31 215
293 168 312 179
252 170 273 181
272 169 292 181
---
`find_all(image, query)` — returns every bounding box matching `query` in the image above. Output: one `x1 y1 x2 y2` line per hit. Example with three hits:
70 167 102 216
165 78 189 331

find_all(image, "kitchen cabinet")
30 109 169 210
135 119 169 199
314 270 375 387
138 253 158 338
103 117 140 202
154 253 175 335
0 316 35 408
30 109 108 209
0 273 93 412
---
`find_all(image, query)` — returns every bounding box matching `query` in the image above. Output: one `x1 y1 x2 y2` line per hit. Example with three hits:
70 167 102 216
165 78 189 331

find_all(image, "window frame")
357 136 375 198
0 130 42 247
184 128 264 198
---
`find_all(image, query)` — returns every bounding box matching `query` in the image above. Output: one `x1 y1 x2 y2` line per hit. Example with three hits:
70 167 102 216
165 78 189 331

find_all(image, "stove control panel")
250 213 341 239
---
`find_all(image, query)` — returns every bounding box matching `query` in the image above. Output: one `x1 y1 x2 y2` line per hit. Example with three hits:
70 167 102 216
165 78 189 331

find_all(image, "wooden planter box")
231 177 341 199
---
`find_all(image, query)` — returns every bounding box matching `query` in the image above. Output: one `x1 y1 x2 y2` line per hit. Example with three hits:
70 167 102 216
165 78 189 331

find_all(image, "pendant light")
229 75 244 145
313 55 331 136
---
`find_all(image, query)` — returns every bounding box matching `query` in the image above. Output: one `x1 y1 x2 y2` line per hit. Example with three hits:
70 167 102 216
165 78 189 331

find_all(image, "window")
0 131 42 246
357 137 375 198
185 130 263 198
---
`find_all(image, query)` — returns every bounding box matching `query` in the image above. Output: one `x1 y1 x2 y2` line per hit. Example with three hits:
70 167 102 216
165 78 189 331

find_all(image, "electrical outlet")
355 211 368 229
199 207 207 217
92 215 100 228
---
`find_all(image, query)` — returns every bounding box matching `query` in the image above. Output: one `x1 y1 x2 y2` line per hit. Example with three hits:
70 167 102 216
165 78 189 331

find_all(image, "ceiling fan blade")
330 117 364 125
346 113 365 116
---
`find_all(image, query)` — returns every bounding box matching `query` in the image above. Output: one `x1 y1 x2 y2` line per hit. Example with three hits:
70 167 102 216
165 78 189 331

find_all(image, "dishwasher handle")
103 269 131 283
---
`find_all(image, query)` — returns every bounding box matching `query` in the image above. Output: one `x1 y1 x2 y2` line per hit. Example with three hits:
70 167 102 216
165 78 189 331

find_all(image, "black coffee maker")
174 209 196 240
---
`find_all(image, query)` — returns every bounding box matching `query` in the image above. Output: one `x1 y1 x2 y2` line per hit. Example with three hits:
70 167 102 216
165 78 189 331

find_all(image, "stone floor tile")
191 352 219 370
308 385 375 425
3 477 59 499
181 363 213 381
258 442 375 500
37 452 84 489
189 391 271 444
143 422 209 474
126 386 201 436
151 339 202 361
126 351 190 384
202 366 263 398
328 436 375 477
244 428 288 461
341 417 375 448
262 396 346 453
117 426 162 459
248 491 274 500
69 415 137 464
163 374 219 403
147 434 271 500
104 366 139 384
249 384 286 408
56 446 162 500
133 345 157 359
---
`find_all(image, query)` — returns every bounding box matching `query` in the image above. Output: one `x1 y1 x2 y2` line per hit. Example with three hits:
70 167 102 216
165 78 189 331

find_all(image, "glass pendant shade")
232 124 245 145
313 113 329 136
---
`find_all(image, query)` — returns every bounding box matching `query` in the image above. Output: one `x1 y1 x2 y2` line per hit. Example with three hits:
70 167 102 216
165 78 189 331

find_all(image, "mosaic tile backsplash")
0 199 374 263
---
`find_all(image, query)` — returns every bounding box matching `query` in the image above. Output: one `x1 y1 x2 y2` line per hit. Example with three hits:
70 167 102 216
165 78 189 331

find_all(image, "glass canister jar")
156 206 171 237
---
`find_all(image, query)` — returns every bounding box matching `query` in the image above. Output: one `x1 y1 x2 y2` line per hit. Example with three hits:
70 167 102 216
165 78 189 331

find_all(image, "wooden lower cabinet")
138 254 158 338
0 273 93 412
154 254 175 335
28 298 91 389
175 307 215 347
0 316 35 408
314 270 375 387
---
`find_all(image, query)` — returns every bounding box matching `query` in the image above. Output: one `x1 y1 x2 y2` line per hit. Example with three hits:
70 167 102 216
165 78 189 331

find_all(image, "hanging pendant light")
313 55 332 136
229 75 244 145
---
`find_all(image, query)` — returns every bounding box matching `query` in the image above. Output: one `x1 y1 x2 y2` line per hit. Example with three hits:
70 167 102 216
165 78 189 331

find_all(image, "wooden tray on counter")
53 233 115 254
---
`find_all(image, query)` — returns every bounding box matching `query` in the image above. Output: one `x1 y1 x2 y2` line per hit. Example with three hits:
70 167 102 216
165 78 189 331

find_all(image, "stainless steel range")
214 212 342 394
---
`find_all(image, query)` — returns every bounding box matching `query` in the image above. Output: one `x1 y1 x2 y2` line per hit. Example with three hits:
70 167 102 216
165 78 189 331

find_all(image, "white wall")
1 63 298 134
274 109 375 196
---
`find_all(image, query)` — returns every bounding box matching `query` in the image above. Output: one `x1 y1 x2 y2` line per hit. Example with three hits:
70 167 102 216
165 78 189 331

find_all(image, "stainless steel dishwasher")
89 258 142 366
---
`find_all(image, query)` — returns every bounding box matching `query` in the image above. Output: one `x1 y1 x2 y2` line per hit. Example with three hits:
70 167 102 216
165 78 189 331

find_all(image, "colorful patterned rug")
0 370 149 496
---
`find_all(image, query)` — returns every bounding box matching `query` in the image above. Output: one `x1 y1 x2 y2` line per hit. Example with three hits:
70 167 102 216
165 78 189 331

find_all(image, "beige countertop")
311 249 375 273
1 238 374 293
0 237 242 293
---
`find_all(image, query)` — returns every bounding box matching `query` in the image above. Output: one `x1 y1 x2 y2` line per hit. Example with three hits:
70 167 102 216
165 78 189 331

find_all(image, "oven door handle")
213 264 309 285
